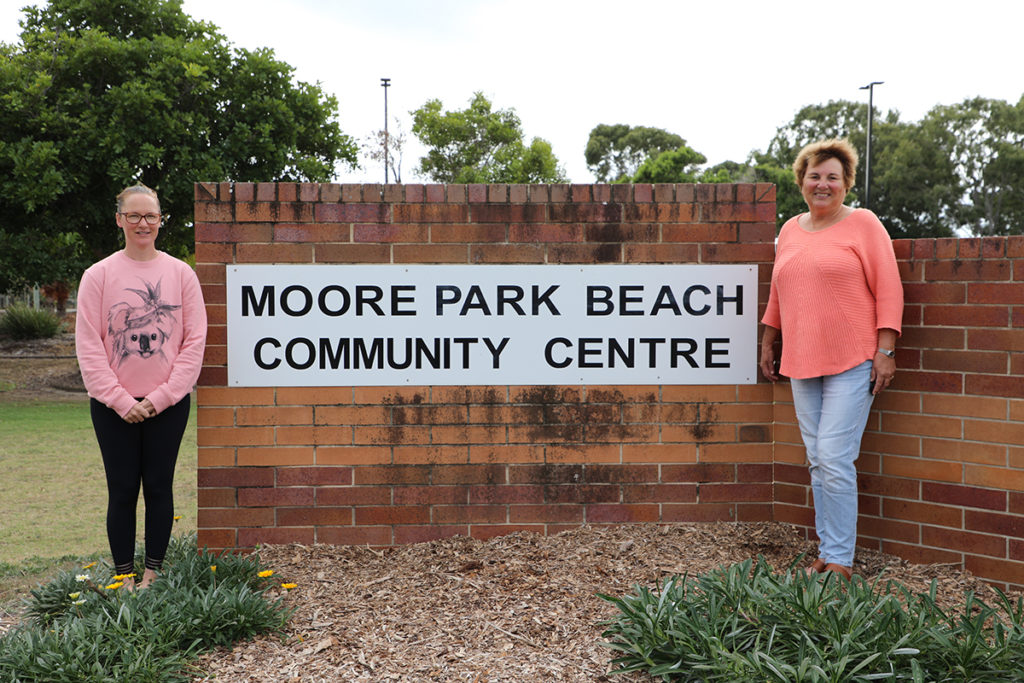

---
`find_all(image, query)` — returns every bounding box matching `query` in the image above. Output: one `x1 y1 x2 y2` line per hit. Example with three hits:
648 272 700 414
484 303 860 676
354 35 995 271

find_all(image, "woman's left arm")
145 264 208 414
871 328 898 395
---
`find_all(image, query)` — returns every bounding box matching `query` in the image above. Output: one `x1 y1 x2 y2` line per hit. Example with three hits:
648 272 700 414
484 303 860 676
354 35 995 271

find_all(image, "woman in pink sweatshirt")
760 139 904 581
76 183 207 589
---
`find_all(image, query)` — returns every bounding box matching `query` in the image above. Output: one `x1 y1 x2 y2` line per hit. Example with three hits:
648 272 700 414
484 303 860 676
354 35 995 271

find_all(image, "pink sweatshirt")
762 209 904 379
76 251 207 417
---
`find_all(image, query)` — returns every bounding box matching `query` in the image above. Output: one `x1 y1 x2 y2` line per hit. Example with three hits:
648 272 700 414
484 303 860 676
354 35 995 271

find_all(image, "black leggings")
90 395 189 575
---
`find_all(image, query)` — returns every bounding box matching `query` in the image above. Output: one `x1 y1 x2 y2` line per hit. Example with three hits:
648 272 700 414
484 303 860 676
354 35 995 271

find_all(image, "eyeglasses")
119 212 162 225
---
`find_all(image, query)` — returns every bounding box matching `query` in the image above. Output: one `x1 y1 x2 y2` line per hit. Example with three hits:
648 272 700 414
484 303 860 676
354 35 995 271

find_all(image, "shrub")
599 556 1024 682
0 534 293 682
0 304 62 339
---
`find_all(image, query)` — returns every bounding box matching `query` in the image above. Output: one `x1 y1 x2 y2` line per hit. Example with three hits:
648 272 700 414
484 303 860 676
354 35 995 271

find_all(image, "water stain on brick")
691 403 718 441
528 464 583 484
739 425 769 442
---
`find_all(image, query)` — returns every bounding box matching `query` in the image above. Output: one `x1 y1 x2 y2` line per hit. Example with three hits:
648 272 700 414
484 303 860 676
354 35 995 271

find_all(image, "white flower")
75 574 90 582
72 599 87 606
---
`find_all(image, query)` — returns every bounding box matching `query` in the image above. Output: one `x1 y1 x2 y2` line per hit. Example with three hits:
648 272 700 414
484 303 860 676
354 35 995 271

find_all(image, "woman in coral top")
760 139 904 581
76 184 207 590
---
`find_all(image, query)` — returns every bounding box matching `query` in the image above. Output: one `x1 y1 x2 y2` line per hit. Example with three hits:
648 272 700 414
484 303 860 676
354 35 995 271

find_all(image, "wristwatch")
877 348 895 358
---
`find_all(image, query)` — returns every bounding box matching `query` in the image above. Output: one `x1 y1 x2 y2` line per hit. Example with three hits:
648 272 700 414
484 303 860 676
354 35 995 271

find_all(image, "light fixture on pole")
859 81 883 210
381 78 391 184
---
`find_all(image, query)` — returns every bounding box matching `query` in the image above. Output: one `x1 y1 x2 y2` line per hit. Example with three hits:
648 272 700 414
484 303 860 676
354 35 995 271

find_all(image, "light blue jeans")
790 360 874 567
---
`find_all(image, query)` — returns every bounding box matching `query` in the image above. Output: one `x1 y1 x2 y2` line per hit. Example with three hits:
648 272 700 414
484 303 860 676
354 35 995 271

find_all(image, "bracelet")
877 348 895 358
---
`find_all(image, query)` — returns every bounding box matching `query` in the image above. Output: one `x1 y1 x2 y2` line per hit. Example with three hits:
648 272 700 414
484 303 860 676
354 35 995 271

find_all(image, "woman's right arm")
75 267 138 418
760 325 780 382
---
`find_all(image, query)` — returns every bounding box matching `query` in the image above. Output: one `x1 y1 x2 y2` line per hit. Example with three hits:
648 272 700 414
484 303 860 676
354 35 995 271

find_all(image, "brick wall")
194 182 1024 590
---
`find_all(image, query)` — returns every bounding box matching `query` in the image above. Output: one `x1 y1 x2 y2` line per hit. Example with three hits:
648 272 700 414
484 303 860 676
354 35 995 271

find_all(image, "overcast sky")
3 0 1022 183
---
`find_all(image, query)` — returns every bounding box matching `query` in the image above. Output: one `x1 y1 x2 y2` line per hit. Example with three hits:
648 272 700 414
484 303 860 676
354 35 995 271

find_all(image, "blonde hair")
116 183 160 212
792 139 859 191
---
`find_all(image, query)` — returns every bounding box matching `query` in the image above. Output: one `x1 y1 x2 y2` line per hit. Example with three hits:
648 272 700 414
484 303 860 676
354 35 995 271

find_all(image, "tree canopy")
749 97 1024 237
410 92 567 184
585 124 687 183
0 0 357 292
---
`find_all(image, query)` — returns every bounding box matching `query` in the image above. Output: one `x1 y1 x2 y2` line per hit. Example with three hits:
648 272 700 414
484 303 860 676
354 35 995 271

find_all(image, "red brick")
198 507 274 527
197 528 236 550
469 485 544 504
315 243 391 263
510 505 583 524
662 503 735 522
880 540 960 565
317 526 392 546
545 484 618 504
354 223 428 242
922 526 1005 557
314 203 389 223
508 464 583 485
545 244 623 264
585 504 658 523
277 507 353 526
316 486 391 506
471 525 544 540
699 483 773 503
237 243 313 263
198 467 274 488
966 375 1024 400
238 527 314 548
355 465 431 485
471 243 547 263
433 505 506 524
623 204 695 223
964 556 1024 586
355 505 430 525
393 446 470 465
394 204 469 223
432 464 506 485
925 260 1010 282
393 485 469 505
238 487 314 506
393 244 468 263
277 467 353 486
883 498 962 527
701 242 776 263
965 510 1024 538
622 484 697 503
922 482 1006 510
394 525 466 544
198 488 236 507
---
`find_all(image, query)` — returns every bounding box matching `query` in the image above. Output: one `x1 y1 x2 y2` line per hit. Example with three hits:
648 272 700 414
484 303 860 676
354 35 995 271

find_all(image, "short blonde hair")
792 139 859 191
116 183 160 212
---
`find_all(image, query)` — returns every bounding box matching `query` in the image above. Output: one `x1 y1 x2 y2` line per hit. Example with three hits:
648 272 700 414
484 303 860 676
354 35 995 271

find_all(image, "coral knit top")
762 208 904 379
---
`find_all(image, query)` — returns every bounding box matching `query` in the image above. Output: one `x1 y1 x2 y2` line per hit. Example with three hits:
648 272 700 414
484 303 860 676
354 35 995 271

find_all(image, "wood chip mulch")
193 522 1014 682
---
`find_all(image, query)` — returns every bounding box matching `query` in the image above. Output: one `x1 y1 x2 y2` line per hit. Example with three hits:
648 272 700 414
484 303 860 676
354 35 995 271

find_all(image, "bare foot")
121 575 137 592
139 569 159 590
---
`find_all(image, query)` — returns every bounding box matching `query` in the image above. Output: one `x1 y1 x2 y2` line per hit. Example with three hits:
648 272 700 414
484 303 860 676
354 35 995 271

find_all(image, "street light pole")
859 81 883 210
381 77 391 184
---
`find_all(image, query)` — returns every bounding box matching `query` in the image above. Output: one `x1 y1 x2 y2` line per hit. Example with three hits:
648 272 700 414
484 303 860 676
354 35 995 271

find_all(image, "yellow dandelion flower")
280 583 297 590
173 515 182 521
210 565 217 573
113 573 136 581
68 592 81 599
258 570 274 578
105 581 124 590
82 562 97 570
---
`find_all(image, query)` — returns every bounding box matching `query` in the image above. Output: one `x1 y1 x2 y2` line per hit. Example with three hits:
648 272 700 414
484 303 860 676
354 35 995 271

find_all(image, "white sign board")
226 265 757 386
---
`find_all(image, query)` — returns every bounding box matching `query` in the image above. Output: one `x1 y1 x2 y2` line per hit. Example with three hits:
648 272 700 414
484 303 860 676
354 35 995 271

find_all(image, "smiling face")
800 157 847 215
116 192 161 256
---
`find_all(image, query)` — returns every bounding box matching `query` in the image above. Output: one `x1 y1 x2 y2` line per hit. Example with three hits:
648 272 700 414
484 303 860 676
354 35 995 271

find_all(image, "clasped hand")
123 398 156 423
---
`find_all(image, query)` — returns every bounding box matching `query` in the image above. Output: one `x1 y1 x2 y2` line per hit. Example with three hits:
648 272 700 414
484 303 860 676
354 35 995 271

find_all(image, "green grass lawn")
0 399 197 571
